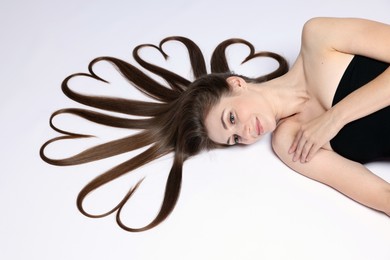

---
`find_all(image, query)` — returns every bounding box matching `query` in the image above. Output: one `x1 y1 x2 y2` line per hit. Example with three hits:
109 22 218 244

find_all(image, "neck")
250 70 308 121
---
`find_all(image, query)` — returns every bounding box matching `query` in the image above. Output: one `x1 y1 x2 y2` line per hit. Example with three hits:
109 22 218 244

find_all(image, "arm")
274 122 390 216
290 66 390 162
303 17 390 63
290 17 390 162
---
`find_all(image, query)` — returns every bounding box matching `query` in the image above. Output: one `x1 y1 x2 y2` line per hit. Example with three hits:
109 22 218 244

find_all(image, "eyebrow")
221 109 230 145
221 109 228 130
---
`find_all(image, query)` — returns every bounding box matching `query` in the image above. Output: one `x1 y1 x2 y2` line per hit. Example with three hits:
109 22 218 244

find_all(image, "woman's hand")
289 110 343 163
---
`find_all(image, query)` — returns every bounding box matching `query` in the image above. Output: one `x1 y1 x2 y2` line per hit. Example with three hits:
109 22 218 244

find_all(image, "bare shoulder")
271 119 299 163
302 16 386 38
271 118 338 177
302 16 389 30
301 17 348 52
271 119 337 182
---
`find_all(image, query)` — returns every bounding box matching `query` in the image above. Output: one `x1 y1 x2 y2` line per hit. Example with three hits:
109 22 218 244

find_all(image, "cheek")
237 100 256 120
242 135 263 145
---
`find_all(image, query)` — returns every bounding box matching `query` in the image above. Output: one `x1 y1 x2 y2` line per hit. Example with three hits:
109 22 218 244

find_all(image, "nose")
237 123 252 141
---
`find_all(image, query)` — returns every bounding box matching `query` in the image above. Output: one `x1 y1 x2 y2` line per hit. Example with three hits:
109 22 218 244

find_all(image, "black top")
330 55 390 163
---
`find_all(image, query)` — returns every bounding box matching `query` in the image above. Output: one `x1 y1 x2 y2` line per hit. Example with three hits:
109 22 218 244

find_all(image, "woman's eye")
229 113 235 124
233 135 239 144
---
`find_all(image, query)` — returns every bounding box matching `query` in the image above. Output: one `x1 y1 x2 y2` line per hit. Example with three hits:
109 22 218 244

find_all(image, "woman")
40 17 390 232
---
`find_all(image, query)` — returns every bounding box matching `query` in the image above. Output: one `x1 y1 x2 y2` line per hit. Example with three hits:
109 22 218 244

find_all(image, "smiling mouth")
256 118 263 136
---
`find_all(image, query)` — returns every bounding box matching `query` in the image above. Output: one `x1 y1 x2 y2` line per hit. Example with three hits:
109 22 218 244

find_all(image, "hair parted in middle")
40 36 288 232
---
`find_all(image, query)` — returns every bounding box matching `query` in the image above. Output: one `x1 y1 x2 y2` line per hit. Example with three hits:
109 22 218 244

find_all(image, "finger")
293 138 306 162
300 142 313 163
289 139 298 154
289 131 302 154
306 143 320 162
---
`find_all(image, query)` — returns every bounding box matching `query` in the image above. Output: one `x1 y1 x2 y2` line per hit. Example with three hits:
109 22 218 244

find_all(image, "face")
204 77 276 146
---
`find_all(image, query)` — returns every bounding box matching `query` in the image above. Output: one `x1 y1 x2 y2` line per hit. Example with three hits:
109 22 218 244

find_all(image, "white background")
1 0 390 259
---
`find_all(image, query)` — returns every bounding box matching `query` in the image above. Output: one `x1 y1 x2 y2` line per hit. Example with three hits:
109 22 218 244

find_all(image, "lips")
256 118 263 136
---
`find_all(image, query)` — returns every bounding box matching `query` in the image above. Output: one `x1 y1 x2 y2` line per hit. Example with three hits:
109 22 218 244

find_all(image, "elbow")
384 189 390 217
386 192 390 217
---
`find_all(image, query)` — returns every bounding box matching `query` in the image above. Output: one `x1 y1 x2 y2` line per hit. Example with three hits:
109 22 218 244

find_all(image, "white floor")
1 0 390 259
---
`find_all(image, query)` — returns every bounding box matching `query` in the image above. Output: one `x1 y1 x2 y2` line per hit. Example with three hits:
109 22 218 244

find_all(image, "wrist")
328 107 347 130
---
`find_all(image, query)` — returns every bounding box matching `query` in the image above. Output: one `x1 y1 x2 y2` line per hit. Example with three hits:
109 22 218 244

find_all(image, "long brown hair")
40 36 288 232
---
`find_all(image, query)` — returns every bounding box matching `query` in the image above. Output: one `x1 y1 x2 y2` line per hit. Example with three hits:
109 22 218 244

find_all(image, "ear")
227 76 246 92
